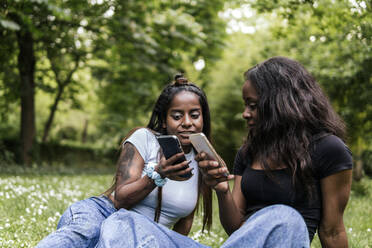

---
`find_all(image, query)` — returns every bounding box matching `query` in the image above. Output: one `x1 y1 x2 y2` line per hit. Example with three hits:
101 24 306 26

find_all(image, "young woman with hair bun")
36 75 213 248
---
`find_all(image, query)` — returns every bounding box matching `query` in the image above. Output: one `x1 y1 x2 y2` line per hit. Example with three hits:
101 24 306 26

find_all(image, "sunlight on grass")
0 167 371 248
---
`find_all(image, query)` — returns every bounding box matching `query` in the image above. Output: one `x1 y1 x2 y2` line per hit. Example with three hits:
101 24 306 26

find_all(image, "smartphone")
156 135 191 178
189 133 228 175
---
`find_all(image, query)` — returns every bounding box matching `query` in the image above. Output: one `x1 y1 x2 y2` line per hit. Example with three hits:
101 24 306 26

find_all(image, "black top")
233 135 353 241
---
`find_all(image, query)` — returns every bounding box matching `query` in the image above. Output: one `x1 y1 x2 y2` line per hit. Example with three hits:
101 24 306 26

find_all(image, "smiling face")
242 80 259 129
163 91 203 153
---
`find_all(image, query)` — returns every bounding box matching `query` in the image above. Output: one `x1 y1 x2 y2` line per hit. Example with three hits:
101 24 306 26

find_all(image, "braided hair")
147 74 213 231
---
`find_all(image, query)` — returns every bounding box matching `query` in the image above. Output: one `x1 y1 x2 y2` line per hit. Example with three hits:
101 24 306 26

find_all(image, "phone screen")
157 135 185 163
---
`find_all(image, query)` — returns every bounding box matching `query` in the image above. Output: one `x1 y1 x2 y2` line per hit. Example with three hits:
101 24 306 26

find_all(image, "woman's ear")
162 122 166 129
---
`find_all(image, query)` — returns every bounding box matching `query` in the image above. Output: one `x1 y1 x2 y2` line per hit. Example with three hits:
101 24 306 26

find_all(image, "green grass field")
0 165 371 247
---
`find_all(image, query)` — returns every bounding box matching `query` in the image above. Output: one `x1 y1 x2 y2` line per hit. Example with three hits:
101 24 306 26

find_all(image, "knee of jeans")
102 209 135 229
100 210 140 241
57 206 74 228
265 204 306 227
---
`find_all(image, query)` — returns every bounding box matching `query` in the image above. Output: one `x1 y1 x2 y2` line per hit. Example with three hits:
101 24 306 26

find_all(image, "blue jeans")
95 209 209 248
95 204 310 248
36 196 116 248
221 204 310 248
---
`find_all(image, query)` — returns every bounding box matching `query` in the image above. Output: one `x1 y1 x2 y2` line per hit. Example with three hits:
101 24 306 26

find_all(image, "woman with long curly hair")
198 56 352 247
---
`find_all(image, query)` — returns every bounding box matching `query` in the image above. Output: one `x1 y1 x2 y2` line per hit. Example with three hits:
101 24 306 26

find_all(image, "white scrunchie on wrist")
144 162 167 187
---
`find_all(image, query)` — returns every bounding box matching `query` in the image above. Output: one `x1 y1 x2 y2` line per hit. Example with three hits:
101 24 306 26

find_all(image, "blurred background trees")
1 0 371 179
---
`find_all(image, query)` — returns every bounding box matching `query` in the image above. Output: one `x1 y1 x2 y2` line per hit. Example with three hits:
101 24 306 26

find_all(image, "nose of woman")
243 107 252 120
181 115 192 128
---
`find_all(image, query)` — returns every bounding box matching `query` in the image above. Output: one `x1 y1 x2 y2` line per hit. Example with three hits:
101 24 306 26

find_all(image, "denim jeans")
36 196 116 248
95 209 208 248
221 204 310 248
95 204 310 248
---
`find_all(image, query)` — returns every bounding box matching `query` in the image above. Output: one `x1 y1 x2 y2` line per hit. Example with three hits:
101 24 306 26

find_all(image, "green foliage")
206 30 275 167
0 0 227 151
246 0 372 154
362 149 372 177
351 180 369 197
55 126 79 141
0 142 15 165
93 0 227 143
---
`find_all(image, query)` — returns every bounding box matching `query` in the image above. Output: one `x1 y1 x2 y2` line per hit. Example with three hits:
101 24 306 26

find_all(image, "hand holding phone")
189 133 228 176
156 135 192 179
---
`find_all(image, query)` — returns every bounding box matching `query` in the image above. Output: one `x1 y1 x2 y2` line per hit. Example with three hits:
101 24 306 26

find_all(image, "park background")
0 0 371 247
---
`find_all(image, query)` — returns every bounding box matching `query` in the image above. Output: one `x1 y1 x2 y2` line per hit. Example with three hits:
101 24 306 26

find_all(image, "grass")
0 164 371 247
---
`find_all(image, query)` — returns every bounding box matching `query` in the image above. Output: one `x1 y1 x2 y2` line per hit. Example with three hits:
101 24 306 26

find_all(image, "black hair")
243 56 346 197
147 74 211 140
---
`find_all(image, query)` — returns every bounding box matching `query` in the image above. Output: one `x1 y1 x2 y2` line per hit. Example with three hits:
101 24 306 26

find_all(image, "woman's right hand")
155 153 193 181
195 152 234 193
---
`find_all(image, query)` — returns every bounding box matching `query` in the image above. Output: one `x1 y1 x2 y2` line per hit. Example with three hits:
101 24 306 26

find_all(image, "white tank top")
121 128 199 228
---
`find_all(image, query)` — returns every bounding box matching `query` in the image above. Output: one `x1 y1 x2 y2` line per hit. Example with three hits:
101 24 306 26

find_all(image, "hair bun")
174 73 188 86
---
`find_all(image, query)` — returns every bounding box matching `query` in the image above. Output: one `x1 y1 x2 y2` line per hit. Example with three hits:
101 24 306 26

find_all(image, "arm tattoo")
116 143 136 182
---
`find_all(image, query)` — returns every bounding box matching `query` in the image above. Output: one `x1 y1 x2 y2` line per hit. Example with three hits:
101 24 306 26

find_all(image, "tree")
1 1 42 165
0 0 108 164
92 0 227 142
38 1 108 143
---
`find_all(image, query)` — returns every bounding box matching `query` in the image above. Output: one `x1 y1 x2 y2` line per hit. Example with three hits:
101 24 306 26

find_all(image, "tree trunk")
42 52 80 143
42 86 64 143
16 28 36 166
81 119 89 144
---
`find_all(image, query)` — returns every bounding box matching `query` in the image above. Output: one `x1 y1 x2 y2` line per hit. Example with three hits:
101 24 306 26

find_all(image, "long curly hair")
243 56 346 196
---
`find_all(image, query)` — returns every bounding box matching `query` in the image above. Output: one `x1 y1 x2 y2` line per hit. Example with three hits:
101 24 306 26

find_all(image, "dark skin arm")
318 169 352 248
112 142 155 209
215 175 247 235
196 152 245 235
112 142 193 210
